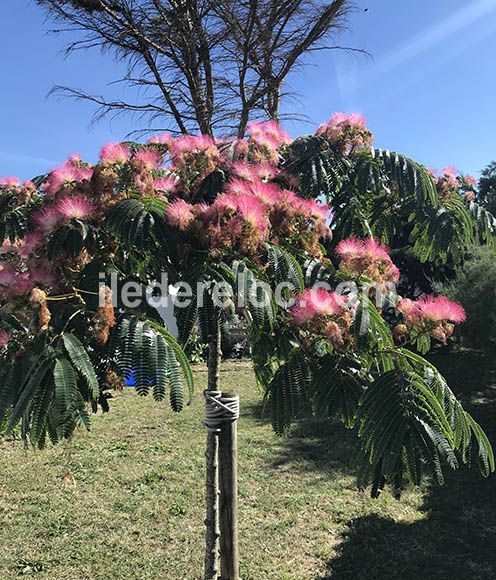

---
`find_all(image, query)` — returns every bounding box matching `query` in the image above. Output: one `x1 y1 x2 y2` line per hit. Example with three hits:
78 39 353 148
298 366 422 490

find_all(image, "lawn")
0 353 495 579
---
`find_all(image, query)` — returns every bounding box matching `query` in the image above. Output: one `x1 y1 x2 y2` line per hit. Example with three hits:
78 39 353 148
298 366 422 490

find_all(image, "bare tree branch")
36 0 360 136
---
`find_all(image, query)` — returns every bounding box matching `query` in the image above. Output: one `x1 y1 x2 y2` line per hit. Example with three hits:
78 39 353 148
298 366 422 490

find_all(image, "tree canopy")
0 113 494 497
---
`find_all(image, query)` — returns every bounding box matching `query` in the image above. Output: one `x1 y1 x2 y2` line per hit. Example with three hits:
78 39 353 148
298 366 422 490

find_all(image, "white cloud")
335 0 496 101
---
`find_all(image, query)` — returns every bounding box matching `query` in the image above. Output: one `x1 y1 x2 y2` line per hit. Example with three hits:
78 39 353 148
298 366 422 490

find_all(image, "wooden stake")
204 428 221 580
204 321 222 580
219 397 240 580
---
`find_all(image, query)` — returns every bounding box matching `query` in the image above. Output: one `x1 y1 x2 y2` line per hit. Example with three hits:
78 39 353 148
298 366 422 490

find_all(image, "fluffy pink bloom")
399 295 466 325
23 180 36 191
363 238 391 261
336 237 391 261
0 329 12 349
28 267 56 288
232 139 249 158
0 177 21 188
17 232 43 258
416 295 466 323
397 298 421 325
273 188 300 207
147 132 174 147
230 162 279 183
290 288 348 325
170 134 217 157
132 149 162 170
336 237 399 283
55 195 94 220
0 269 17 289
165 199 195 230
464 174 477 187
225 179 281 206
0 268 32 297
324 320 344 346
428 167 439 180
317 112 368 135
297 198 332 222
42 161 93 196
247 120 292 151
154 177 178 193
100 142 130 164
443 166 458 178
215 193 269 232
32 206 61 233
316 112 372 154
335 237 364 260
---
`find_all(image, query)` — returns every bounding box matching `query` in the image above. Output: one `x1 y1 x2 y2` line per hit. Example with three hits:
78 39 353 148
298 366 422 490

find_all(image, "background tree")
445 245 496 355
479 160 496 215
37 0 357 137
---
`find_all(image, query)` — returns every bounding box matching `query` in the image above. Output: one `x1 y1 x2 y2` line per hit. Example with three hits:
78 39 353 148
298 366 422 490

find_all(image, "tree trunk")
204 319 222 580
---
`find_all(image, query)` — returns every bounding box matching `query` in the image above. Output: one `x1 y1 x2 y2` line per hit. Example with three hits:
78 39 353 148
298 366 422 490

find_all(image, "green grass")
0 354 495 579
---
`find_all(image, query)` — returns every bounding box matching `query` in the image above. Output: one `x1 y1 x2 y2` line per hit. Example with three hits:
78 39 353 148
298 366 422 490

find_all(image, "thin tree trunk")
204 319 222 580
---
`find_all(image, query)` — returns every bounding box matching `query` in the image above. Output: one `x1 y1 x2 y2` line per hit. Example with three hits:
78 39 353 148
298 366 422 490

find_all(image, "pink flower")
247 120 292 152
417 295 466 323
215 192 269 233
443 166 458 178
165 199 195 230
170 134 217 158
335 237 363 260
465 174 477 187
225 179 281 206
17 232 43 258
0 268 33 297
100 142 130 164
23 180 36 191
316 112 372 154
147 133 174 147
0 329 12 349
154 177 178 193
0 177 21 188
132 149 161 170
55 195 94 220
324 320 344 347
0 269 16 288
397 298 422 325
363 238 391 261
297 198 332 222
398 295 466 325
290 288 348 325
230 162 279 183
32 206 61 233
42 161 93 196
336 237 399 283
317 112 368 135
28 267 56 288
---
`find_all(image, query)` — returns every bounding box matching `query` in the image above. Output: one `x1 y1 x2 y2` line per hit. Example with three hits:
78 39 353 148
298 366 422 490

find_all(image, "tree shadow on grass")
247 350 496 579
322 350 496 579
245 397 358 478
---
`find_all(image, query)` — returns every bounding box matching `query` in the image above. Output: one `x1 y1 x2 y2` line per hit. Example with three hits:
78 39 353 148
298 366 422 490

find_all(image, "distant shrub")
445 246 496 352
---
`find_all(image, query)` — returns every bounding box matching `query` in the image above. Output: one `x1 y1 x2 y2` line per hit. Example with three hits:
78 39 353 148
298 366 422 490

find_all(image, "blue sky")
1 0 496 180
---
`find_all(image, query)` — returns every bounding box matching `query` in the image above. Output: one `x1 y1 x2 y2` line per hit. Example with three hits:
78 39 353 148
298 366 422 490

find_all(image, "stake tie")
204 390 240 431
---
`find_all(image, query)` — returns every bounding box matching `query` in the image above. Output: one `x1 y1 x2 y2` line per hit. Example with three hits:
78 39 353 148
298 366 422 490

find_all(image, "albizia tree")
0 114 494 579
